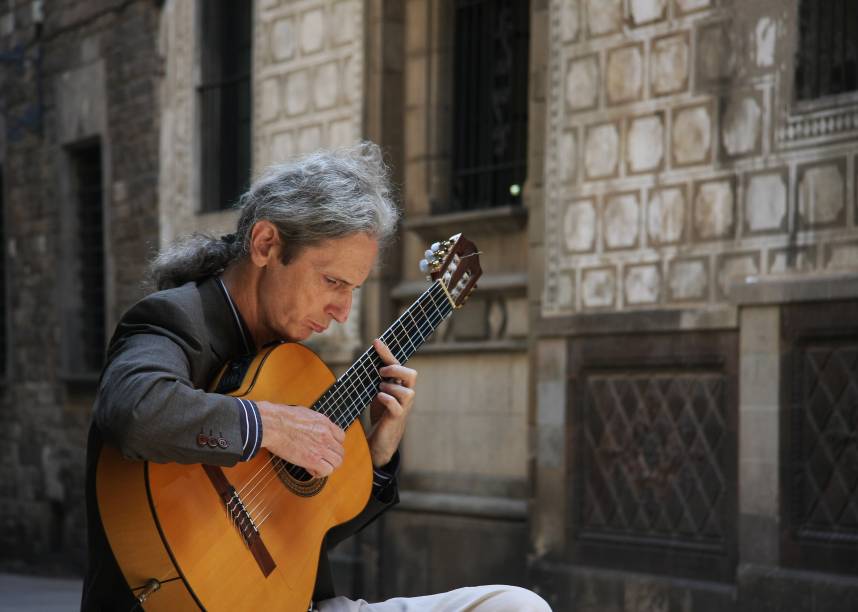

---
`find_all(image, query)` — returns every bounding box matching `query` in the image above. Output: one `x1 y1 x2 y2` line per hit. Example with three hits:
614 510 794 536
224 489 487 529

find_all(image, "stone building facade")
0 0 162 571
2 1 858 611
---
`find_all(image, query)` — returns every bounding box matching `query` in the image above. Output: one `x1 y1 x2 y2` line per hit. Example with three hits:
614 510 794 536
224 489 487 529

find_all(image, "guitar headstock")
419 233 482 308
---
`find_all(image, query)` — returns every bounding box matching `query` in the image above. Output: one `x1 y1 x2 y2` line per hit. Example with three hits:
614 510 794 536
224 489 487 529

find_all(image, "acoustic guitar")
95 234 482 610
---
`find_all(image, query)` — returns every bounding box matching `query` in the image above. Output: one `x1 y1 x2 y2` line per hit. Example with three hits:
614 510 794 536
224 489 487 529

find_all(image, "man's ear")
248 221 281 267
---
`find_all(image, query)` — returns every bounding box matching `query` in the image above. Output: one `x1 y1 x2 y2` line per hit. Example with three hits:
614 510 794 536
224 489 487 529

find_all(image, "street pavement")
0 573 82 611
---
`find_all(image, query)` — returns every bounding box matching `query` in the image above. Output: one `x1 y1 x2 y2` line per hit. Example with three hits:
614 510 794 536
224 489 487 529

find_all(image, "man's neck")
221 260 266 348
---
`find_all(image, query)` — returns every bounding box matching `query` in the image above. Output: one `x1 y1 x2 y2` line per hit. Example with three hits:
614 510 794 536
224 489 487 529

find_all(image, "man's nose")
326 292 352 323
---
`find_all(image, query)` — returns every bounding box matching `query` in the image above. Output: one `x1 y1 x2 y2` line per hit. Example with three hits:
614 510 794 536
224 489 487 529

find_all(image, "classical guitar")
95 233 481 610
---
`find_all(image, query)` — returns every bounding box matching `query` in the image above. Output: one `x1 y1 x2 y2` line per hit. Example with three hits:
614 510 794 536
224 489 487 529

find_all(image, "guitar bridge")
203 465 276 577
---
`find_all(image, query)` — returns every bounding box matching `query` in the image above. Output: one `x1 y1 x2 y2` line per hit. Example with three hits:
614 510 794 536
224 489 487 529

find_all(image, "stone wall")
0 0 161 572
542 0 858 318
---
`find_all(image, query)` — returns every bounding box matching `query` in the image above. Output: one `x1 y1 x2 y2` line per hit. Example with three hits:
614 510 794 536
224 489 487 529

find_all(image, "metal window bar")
450 0 529 211
72 145 105 374
796 0 858 100
199 0 252 212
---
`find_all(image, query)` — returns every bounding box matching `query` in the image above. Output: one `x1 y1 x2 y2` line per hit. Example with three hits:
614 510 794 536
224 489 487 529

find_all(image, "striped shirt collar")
215 276 254 355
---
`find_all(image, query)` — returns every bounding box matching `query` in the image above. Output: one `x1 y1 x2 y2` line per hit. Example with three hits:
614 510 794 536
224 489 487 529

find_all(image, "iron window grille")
69 144 105 375
199 0 252 212
449 0 529 211
795 0 858 101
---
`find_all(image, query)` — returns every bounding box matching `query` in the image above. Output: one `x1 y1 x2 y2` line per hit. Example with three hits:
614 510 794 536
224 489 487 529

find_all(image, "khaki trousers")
317 585 551 612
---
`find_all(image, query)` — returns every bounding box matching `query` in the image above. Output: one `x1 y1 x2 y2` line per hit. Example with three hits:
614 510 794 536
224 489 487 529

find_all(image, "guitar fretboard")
311 280 454 428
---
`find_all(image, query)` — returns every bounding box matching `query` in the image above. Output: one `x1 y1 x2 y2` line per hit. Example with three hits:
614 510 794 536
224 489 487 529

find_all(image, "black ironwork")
569 332 738 581
71 145 105 374
783 300 858 575
795 0 858 100
0 167 5 378
450 0 529 211
199 0 252 212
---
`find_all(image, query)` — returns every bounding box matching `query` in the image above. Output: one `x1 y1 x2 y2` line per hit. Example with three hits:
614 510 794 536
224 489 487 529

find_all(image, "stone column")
738 305 781 564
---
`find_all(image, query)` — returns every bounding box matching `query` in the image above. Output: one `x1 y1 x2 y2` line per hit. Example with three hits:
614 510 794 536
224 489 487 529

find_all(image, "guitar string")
234 282 450 508
233 282 454 525
245 287 453 527
244 284 453 524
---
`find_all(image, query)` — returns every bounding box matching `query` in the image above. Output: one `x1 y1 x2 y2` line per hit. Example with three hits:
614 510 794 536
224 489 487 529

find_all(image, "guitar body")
96 343 373 611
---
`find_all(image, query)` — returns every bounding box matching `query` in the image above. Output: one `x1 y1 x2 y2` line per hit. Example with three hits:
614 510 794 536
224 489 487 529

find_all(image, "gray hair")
151 141 399 291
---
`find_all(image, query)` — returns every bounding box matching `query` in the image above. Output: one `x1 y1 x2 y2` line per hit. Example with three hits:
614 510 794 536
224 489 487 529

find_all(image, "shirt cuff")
236 398 262 461
372 450 400 498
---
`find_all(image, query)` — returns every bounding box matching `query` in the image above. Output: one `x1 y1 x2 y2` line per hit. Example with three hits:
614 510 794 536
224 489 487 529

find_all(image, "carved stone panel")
782 301 858 575
568 332 738 581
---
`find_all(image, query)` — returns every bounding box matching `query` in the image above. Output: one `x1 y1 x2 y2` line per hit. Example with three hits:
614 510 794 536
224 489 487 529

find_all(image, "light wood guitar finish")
95 233 481 610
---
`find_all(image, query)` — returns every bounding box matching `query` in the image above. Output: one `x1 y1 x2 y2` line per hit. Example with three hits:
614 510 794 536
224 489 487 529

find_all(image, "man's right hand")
257 401 345 478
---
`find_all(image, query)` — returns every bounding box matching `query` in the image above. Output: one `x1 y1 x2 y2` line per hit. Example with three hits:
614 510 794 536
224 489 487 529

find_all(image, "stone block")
285 69 310 115
555 271 576 309
405 56 425 108
313 61 340 109
298 123 322 153
563 199 596 252
824 241 858 271
606 44 644 105
738 512 780 564
744 170 787 235
647 185 686 245
668 257 709 302
697 22 734 84
586 0 622 37
717 252 760 299
582 267 616 309
676 0 711 13
504 297 528 337
300 7 326 55
694 178 734 240
797 160 846 228
565 54 599 111
672 104 712 166
270 130 294 163
560 0 580 42
626 113 664 174
768 246 816 274
651 32 689 96
328 117 354 148
270 16 296 62
405 0 427 54
754 16 777 67
559 129 578 183
624 264 661 305
722 94 763 157
331 0 357 47
629 0 667 25
584 121 620 179
604 192 641 250
739 305 779 355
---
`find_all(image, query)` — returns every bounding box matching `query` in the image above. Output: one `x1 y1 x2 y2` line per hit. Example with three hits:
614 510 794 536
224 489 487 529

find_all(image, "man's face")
256 232 379 343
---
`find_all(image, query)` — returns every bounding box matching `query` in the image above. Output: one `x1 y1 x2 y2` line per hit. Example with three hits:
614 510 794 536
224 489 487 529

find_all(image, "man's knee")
489 586 552 611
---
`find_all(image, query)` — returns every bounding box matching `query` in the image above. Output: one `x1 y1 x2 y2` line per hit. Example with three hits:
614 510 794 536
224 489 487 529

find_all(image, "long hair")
151 141 399 291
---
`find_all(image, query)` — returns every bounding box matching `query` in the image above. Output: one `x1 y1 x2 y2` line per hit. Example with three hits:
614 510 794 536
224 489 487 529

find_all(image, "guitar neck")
310 281 454 429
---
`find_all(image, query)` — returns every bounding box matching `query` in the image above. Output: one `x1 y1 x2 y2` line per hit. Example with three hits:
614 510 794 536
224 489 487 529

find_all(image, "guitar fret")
312 281 453 428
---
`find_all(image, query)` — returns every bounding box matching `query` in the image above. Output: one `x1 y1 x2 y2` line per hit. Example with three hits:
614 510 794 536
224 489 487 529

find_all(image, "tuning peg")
430 242 441 252
419 259 430 274
424 249 434 259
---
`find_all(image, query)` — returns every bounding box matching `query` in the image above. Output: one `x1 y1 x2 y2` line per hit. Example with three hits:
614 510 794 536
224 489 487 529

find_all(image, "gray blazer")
82 276 398 609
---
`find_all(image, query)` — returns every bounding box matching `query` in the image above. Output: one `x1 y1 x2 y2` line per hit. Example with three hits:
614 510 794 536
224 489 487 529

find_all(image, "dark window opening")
68 144 106 375
0 168 5 379
199 0 253 212
795 0 858 101
449 0 530 211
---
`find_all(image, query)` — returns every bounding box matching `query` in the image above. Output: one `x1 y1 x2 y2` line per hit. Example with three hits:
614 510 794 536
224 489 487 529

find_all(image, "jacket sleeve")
94 292 246 466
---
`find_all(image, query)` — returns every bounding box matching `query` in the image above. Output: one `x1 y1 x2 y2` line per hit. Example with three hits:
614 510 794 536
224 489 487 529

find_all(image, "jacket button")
197 433 209 447
217 437 229 449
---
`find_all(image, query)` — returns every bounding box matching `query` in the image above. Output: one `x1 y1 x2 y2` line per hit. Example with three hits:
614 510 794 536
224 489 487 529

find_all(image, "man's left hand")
368 339 417 467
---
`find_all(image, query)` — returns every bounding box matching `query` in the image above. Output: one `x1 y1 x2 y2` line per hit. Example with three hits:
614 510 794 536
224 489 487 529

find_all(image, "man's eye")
325 276 339 286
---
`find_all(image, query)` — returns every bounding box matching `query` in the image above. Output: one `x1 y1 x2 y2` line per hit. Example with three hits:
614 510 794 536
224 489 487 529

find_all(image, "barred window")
449 0 530 211
199 0 253 212
66 144 105 376
795 0 858 101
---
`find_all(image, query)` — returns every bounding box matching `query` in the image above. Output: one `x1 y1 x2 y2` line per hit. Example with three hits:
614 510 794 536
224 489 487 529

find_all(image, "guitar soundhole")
271 457 326 497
